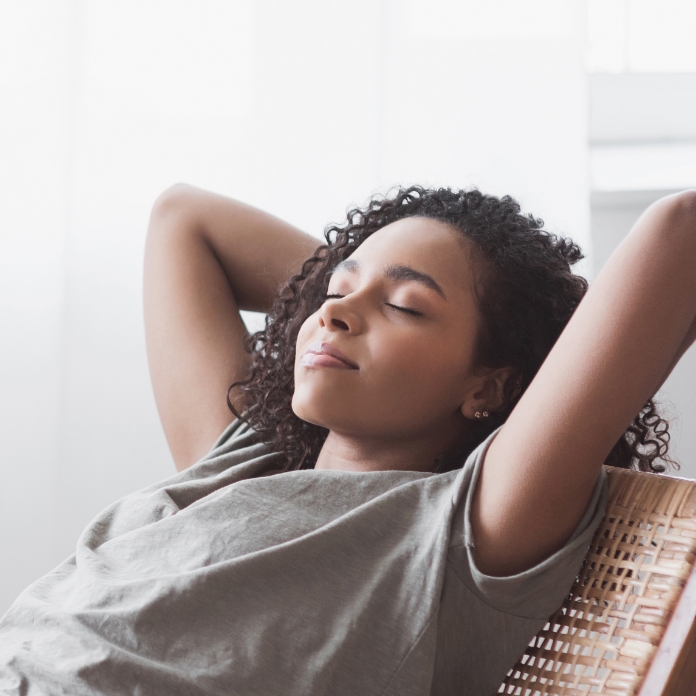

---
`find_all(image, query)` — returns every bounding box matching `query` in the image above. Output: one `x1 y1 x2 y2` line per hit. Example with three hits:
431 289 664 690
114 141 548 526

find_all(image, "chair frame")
499 466 696 696
637 561 696 696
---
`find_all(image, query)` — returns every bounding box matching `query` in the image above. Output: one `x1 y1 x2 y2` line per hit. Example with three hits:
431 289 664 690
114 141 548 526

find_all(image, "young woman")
1 184 695 695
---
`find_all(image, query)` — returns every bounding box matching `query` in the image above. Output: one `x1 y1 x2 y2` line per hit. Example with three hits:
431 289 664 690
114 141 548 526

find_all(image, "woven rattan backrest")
499 466 696 695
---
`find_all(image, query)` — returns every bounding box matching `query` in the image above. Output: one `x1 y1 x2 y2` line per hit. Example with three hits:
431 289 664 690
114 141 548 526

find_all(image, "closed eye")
387 304 422 317
323 293 422 317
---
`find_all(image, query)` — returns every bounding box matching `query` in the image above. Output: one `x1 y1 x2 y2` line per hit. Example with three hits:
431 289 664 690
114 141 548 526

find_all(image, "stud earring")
474 411 489 419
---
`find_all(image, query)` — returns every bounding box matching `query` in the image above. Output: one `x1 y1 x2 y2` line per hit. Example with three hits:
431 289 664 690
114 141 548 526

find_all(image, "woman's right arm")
144 184 320 471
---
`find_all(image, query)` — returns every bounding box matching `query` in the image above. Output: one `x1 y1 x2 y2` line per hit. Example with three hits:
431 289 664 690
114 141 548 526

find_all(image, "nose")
318 297 361 334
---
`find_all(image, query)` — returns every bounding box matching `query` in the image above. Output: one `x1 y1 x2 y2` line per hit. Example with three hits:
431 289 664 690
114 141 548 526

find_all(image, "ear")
459 365 517 420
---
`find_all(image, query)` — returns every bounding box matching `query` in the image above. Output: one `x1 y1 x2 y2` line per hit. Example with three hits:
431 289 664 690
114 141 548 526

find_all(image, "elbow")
148 183 199 239
643 189 696 246
656 189 696 227
150 183 195 220
670 190 696 240
673 189 696 220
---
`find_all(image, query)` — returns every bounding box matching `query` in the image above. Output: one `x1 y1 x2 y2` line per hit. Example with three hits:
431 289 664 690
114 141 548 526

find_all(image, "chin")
290 391 329 429
291 390 365 433
291 376 338 423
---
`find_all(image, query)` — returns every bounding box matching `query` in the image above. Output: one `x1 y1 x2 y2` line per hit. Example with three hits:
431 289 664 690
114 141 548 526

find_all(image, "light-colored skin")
145 184 696 577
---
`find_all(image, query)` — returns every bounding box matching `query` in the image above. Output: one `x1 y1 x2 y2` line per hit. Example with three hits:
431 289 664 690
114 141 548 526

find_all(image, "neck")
314 424 467 473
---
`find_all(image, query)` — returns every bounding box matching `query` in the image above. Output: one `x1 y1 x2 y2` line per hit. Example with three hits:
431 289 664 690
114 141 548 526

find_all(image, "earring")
474 411 489 419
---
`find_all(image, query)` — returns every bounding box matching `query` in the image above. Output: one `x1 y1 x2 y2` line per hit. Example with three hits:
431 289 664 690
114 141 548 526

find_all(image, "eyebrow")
331 258 447 301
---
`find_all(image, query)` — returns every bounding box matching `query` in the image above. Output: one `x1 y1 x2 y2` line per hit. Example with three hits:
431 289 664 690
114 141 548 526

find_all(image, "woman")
1 184 695 695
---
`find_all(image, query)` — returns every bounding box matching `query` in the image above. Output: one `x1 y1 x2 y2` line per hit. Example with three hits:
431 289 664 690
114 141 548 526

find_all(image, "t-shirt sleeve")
137 417 271 489
170 417 281 483
449 426 608 620
73 419 280 548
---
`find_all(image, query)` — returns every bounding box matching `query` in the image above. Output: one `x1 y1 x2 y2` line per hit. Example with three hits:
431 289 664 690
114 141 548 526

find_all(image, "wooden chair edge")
637 554 696 695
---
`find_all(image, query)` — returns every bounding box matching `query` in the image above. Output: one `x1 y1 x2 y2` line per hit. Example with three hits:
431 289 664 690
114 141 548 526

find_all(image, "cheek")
332 337 469 436
368 332 471 405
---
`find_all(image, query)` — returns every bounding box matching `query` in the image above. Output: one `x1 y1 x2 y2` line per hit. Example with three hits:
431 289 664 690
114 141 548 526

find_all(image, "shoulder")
447 427 608 619
196 418 278 469
208 418 258 452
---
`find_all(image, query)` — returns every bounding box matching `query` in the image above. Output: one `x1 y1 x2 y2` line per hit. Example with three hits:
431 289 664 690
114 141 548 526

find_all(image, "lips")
301 341 359 370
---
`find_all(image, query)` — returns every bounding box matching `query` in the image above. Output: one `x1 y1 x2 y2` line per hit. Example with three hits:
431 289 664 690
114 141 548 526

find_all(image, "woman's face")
292 216 485 444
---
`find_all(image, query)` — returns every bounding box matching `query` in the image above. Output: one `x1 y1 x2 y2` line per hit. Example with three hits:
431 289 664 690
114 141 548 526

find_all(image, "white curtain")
0 0 590 613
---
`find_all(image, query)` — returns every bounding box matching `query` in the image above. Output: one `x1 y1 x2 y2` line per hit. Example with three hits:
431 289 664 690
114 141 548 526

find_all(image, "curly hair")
228 185 677 474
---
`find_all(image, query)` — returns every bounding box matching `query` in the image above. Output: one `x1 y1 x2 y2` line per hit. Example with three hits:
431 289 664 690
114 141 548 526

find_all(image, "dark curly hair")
228 185 677 474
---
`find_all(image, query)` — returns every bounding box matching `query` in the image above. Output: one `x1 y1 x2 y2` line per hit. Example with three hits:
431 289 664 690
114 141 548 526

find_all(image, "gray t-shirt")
0 420 607 696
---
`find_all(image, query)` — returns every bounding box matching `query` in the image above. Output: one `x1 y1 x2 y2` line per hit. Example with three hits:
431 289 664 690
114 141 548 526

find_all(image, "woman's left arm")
471 190 696 577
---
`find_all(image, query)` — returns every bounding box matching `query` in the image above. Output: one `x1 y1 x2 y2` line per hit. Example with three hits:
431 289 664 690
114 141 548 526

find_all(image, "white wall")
590 74 696 143
0 0 73 615
0 0 590 614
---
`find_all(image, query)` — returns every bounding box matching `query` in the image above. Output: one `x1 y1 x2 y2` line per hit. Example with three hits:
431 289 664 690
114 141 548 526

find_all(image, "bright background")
0 0 694 614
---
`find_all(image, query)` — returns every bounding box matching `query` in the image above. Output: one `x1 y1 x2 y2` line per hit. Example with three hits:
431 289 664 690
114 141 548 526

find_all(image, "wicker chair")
498 466 696 696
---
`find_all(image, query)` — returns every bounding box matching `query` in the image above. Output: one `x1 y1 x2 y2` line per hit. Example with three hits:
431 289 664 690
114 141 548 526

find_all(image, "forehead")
347 216 475 292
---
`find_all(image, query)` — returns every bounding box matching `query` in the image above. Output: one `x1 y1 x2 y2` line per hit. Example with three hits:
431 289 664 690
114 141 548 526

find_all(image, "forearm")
153 184 320 313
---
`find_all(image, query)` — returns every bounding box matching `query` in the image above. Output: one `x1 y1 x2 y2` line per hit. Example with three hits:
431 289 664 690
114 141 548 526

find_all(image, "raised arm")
144 184 319 471
472 190 696 576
